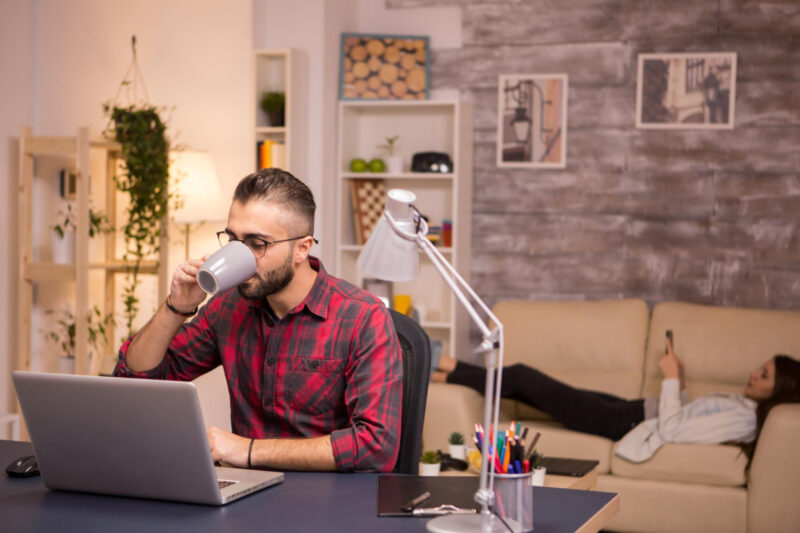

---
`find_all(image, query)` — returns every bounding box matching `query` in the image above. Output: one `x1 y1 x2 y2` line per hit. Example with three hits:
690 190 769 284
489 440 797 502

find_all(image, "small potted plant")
260 91 286 127
50 203 112 264
378 135 402 174
530 451 547 486
42 305 114 374
419 450 441 476
448 431 466 460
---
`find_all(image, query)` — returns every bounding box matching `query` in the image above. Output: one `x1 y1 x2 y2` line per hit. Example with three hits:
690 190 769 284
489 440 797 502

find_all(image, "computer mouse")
5 454 40 477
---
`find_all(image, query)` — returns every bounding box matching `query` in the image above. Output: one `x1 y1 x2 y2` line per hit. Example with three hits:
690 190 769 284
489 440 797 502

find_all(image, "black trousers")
446 362 644 441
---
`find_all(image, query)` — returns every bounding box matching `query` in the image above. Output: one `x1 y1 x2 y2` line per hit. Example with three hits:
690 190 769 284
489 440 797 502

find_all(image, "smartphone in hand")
665 330 674 354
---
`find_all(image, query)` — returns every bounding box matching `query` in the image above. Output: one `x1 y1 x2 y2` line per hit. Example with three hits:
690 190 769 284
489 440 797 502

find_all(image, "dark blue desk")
1 440 618 532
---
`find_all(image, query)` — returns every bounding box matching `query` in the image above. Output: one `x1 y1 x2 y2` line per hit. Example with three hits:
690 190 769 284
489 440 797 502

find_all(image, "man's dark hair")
233 168 315 235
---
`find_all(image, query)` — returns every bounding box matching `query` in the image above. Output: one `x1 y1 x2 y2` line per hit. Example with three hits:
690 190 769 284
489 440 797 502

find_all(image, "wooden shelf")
24 262 76 282
25 136 77 158
420 321 452 330
254 49 294 172
256 127 287 135
340 172 454 180
88 260 160 274
17 127 169 380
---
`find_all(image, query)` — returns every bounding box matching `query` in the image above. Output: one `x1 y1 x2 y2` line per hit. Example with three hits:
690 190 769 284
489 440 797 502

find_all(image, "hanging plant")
103 102 172 336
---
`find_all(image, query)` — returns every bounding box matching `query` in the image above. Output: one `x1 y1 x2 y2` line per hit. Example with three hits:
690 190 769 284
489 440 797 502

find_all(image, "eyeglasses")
216 231 317 258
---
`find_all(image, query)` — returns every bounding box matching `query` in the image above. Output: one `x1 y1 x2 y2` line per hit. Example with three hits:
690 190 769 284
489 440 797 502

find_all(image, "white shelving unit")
335 100 473 359
254 49 294 172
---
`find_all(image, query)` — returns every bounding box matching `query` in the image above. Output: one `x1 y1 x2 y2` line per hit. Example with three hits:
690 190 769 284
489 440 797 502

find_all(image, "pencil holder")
493 471 534 532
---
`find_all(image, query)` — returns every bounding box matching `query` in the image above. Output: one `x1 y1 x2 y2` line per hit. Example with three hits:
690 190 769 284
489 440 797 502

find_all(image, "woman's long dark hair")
744 354 800 474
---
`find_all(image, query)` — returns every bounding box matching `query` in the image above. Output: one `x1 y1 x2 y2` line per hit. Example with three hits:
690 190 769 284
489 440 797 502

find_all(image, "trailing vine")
103 103 172 336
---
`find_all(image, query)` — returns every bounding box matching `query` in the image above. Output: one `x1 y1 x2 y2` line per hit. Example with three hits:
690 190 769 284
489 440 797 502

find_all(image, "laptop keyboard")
218 480 237 489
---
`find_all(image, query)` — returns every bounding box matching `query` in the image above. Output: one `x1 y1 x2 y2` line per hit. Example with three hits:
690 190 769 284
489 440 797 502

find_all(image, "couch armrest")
747 404 800 533
423 383 484 451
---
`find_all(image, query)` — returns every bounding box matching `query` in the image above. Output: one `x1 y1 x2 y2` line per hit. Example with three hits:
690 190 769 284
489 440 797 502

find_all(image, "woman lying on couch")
431 345 800 464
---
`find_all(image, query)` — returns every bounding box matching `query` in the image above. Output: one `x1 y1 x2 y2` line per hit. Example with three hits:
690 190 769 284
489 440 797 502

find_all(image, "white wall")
0 0 253 433
0 0 36 438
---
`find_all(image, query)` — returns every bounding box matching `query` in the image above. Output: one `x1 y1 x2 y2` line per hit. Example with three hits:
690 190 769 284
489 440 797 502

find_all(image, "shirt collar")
245 256 330 320
295 256 329 320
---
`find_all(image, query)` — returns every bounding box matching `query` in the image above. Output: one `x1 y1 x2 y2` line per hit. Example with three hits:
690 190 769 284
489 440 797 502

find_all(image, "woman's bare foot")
437 354 457 373
431 370 448 383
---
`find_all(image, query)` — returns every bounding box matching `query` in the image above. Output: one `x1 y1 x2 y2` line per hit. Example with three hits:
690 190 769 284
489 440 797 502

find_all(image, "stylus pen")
401 491 431 512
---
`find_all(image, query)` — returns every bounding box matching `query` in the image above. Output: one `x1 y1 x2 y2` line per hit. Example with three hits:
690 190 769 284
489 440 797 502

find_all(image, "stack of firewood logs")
341 36 428 99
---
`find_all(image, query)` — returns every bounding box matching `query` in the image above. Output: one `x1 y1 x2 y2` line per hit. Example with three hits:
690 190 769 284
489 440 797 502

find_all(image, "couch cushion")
598 475 747 533
642 302 800 398
520 421 613 474
492 299 650 400
611 441 747 486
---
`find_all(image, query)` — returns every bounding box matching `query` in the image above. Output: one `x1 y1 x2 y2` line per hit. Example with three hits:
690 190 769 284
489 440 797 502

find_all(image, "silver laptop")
12 371 283 505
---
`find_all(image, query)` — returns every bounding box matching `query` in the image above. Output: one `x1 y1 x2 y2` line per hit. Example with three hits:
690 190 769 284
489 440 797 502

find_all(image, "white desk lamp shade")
170 151 228 224
357 189 420 282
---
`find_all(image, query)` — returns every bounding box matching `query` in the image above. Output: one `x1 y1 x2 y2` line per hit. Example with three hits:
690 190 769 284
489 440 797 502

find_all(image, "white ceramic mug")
197 241 257 294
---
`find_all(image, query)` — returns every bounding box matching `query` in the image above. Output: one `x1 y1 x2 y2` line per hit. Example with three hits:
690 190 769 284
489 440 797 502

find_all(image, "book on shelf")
256 140 286 170
271 142 286 169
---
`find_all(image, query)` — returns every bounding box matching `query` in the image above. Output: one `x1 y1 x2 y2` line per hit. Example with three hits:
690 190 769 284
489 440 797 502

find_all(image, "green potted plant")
50 203 113 264
42 305 114 374
531 450 547 486
419 450 441 476
260 91 286 127
103 102 173 337
448 431 466 460
378 135 402 174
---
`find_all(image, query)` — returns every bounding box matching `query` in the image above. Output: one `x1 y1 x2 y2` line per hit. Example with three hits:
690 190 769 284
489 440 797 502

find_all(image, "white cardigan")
615 378 756 462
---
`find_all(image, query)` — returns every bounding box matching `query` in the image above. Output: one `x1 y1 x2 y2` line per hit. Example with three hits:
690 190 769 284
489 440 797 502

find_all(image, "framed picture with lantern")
636 52 737 129
496 74 568 169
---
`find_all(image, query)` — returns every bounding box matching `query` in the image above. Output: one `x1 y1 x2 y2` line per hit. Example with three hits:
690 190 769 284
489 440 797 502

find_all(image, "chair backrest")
389 309 431 474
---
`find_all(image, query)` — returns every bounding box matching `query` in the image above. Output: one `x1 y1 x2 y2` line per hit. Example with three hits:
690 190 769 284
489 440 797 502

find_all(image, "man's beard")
237 250 295 300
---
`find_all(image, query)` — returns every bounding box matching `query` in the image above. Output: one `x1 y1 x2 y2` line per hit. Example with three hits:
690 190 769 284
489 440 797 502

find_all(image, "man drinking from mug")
114 168 403 473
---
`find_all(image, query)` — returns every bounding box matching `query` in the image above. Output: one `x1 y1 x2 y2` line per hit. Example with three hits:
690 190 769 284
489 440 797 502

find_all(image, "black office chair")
389 309 431 474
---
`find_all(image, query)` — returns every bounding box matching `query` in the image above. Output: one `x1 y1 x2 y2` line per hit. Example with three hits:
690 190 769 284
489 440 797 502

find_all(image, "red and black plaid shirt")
114 257 402 472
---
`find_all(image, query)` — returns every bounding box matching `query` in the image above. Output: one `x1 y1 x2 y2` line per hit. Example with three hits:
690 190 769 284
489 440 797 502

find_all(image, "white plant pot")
52 231 76 264
419 462 441 476
448 444 466 460
531 467 546 486
58 356 76 374
387 155 403 174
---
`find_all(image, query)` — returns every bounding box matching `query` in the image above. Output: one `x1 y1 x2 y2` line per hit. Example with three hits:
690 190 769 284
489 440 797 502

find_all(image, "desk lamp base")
426 512 522 533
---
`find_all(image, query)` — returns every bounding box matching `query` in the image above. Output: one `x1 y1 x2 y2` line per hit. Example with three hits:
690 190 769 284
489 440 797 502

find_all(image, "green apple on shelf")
349 158 367 172
368 158 385 172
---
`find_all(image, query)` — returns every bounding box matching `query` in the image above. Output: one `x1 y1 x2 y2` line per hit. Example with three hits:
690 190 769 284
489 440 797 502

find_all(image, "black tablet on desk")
540 457 599 477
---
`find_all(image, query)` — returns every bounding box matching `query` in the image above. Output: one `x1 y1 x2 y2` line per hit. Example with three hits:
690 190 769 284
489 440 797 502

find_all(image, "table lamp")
357 189 509 533
170 150 228 259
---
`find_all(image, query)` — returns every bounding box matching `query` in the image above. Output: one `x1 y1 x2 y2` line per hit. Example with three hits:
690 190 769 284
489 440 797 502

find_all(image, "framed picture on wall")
636 52 737 129
339 33 430 100
496 74 568 169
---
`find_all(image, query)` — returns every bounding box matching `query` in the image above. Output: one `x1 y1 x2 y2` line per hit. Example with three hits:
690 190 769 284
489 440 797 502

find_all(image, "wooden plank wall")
390 0 800 311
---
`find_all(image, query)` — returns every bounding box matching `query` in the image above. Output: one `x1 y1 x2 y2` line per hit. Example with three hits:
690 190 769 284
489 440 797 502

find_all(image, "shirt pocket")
286 358 346 416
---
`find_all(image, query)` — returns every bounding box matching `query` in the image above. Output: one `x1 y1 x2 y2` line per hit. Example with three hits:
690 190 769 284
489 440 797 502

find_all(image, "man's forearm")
252 435 337 471
124 303 187 372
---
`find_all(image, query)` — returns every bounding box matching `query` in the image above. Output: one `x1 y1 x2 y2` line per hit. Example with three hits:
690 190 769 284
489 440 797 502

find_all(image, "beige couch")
423 299 800 533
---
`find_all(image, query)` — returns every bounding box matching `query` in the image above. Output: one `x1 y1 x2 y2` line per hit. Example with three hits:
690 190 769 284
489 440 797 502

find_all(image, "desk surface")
1 440 618 532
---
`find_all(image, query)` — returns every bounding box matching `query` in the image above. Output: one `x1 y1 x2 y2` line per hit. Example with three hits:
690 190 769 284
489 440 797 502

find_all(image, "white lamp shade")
170 151 228 224
357 189 420 282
